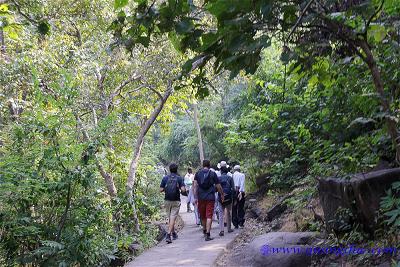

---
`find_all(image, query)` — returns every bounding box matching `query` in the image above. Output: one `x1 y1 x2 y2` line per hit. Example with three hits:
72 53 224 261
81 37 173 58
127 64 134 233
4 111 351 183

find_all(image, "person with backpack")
217 166 235 236
160 163 187 244
216 161 232 177
193 159 224 241
215 161 233 225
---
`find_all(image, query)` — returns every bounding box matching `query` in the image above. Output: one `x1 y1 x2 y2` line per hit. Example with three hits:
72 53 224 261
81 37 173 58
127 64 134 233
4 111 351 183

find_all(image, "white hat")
218 161 229 169
234 165 240 170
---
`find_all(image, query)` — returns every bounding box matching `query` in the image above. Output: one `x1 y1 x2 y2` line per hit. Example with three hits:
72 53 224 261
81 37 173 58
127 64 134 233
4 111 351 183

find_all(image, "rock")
270 220 282 230
266 201 287 222
244 197 257 210
318 168 400 233
255 173 270 193
109 258 125 267
128 242 143 256
156 223 167 241
247 207 262 219
231 232 318 267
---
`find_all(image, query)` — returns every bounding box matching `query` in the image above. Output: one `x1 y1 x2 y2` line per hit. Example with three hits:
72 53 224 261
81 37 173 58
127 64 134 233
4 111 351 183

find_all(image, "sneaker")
205 233 214 241
219 231 224 236
239 224 244 228
203 229 207 237
234 225 239 229
172 232 178 240
228 229 234 233
165 234 172 244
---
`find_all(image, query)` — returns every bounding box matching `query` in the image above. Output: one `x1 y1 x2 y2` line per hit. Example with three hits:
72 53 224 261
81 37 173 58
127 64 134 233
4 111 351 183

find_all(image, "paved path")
126 197 241 267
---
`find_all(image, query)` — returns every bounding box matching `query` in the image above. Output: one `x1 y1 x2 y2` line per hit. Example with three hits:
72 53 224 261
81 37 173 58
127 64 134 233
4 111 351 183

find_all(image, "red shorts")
198 200 215 219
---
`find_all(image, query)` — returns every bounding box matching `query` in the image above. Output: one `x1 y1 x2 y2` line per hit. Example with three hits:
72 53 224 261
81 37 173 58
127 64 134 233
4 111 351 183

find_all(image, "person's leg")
165 201 173 243
226 203 233 232
238 193 245 227
194 203 200 225
206 218 212 232
232 192 239 228
187 187 193 212
198 200 207 235
204 200 215 241
168 214 177 233
197 206 201 225
218 202 224 234
224 208 227 226
213 193 219 221
170 201 180 239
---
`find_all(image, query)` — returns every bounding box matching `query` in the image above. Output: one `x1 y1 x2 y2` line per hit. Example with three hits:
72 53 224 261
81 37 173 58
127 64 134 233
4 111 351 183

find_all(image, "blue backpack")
198 170 213 190
219 174 232 201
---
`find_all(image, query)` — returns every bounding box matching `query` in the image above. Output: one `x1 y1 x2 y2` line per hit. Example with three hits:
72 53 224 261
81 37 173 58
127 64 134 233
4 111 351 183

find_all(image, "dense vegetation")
1 0 400 266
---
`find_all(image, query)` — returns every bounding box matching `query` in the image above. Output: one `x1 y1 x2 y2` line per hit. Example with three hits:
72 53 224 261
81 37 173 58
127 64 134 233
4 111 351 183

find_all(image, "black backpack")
165 174 179 200
198 170 213 190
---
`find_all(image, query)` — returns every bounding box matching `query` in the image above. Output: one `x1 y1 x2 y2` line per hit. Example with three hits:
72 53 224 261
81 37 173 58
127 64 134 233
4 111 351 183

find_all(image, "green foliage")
0 101 116 266
220 44 393 191
1 0 185 265
380 182 400 229
1 0 400 265
157 97 229 168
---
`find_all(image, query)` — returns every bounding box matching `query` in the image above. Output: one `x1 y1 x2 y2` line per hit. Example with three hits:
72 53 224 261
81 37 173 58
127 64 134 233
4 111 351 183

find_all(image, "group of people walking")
159 159 246 243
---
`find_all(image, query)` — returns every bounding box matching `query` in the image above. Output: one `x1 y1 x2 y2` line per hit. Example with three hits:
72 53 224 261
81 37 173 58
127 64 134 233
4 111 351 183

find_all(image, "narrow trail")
126 197 242 267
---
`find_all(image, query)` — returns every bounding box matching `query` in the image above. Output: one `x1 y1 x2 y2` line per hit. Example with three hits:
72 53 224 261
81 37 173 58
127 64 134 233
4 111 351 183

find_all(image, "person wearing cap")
216 161 232 177
232 164 246 228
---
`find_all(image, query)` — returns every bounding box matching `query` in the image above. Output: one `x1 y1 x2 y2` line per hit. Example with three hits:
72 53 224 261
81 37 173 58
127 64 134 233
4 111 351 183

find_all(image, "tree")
192 102 205 162
113 0 400 163
0 0 191 263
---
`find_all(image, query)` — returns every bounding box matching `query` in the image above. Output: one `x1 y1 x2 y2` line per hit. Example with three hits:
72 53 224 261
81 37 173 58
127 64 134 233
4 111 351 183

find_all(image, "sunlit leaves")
114 0 129 9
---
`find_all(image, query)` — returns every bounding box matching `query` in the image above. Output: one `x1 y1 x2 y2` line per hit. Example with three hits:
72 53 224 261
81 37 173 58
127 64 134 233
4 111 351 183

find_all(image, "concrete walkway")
125 197 241 267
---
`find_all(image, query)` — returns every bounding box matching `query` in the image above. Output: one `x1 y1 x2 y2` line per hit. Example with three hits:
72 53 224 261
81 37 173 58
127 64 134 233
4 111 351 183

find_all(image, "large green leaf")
369 24 387 42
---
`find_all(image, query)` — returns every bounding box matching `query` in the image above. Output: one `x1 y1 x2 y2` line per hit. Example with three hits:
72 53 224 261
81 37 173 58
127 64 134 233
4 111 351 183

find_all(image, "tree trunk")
358 40 400 164
0 27 5 56
126 85 173 233
193 103 205 163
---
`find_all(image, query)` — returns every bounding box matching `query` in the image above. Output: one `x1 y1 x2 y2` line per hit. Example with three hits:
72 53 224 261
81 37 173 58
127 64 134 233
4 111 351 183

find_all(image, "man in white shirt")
184 168 195 213
232 165 246 228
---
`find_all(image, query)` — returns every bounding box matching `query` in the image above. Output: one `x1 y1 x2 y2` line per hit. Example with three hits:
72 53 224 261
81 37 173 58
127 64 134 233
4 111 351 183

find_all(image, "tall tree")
126 81 173 233
192 102 205 162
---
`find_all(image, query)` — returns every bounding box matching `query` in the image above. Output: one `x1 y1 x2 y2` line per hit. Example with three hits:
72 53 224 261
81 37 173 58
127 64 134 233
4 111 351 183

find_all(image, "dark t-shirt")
160 174 185 201
194 168 220 201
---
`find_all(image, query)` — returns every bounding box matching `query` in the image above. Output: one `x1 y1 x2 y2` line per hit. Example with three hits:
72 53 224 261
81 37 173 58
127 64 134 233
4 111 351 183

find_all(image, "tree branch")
10 0 38 25
109 73 141 102
287 0 316 41
364 0 385 38
147 85 163 100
